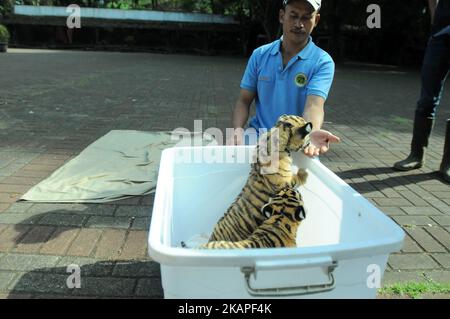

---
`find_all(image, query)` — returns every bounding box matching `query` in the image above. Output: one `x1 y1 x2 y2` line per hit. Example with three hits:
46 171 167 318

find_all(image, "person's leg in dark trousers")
394 35 450 177
441 119 450 182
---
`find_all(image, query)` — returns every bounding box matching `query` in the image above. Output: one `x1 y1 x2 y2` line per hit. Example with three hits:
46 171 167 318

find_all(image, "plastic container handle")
241 258 338 297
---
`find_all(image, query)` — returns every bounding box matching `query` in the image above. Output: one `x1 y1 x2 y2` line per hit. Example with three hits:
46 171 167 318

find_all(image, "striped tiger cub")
200 188 306 249
208 115 312 243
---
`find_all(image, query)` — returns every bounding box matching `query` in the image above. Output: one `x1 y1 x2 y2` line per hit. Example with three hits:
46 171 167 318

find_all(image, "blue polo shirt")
240 37 335 131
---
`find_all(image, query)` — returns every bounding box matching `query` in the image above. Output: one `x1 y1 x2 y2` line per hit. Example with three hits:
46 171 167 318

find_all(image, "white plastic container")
148 146 405 299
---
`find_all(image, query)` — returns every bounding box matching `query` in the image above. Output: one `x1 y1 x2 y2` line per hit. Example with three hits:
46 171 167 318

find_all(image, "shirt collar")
270 36 314 60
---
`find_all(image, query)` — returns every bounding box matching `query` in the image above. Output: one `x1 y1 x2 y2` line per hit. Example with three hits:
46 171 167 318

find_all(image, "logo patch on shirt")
258 76 271 82
294 73 308 87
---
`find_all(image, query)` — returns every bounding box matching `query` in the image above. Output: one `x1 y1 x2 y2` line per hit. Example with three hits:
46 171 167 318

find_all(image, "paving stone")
431 216 450 226
432 191 450 199
382 271 427 286
83 205 117 216
38 214 87 227
388 254 439 270
0 203 10 213
0 224 8 237
66 229 103 257
380 207 406 216
85 216 131 229
3 202 34 213
109 197 141 206
10 272 73 295
373 198 413 207
70 277 137 297
0 212 45 225
402 207 443 216
40 228 80 255
0 254 60 272
0 163 26 177
119 231 149 260
115 206 152 217
56 257 115 276
13 226 55 254
27 203 86 215
1 176 42 186
94 229 127 260
0 271 18 292
140 195 155 206
401 235 423 253
113 261 160 278
362 191 386 198
423 270 450 284
425 227 450 250
421 198 450 214
130 217 150 231
431 254 450 269
392 216 436 226
397 190 429 206
0 224 31 252
404 227 447 253
0 193 22 204
135 278 164 298
0 184 32 194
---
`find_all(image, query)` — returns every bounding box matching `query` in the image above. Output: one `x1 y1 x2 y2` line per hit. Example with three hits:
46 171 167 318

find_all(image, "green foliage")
106 0 132 10
380 281 450 299
0 24 10 42
0 0 14 18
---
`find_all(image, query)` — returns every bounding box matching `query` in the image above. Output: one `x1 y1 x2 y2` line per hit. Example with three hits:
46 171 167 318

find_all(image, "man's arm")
303 95 325 131
428 0 439 24
229 89 256 145
302 95 340 157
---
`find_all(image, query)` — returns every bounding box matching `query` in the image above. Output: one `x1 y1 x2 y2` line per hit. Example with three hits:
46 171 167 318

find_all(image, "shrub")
0 24 10 42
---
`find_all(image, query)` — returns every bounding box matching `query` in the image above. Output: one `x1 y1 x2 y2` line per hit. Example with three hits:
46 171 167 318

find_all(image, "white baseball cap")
283 0 321 11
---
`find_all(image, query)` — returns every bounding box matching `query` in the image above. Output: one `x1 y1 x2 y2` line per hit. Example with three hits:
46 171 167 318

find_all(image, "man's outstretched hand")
303 130 341 157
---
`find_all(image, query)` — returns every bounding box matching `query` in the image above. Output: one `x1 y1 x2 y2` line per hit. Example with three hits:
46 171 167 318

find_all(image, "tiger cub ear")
261 203 274 218
298 122 313 137
295 206 307 221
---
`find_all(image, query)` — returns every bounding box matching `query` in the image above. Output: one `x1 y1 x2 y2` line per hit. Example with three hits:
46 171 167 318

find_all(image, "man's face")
280 0 320 45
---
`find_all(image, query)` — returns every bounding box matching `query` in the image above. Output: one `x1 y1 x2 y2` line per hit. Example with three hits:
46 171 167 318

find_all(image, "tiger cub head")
273 115 313 153
261 188 307 223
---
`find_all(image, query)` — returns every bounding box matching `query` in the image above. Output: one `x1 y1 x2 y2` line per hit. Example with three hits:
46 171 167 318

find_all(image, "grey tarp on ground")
20 130 217 203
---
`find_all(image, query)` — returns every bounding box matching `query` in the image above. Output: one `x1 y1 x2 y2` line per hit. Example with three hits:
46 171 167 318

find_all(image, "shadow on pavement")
336 166 449 193
11 204 151 245
6 260 164 299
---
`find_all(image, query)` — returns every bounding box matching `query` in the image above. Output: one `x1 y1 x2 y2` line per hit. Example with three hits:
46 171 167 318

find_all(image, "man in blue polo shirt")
230 0 340 157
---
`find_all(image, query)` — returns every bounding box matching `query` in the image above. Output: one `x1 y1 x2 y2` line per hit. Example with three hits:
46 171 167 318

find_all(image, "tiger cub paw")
297 168 308 185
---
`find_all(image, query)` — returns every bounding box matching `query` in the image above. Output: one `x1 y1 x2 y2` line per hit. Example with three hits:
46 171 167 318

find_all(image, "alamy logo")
66 264 81 289
366 264 381 289
66 5 81 29
366 4 381 29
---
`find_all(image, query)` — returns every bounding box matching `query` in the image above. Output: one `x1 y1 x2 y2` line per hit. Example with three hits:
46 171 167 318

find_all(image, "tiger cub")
208 115 312 242
200 188 306 249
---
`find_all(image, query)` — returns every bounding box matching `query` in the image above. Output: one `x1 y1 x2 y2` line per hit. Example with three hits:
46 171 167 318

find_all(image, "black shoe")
394 114 435 171
439 119 450 183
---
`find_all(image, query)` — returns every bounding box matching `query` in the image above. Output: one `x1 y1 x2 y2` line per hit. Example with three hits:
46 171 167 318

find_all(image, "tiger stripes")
201 188 306 249
208 115 312 243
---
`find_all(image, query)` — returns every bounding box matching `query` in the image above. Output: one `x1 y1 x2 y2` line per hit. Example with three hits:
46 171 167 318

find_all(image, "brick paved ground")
0 49 449 298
